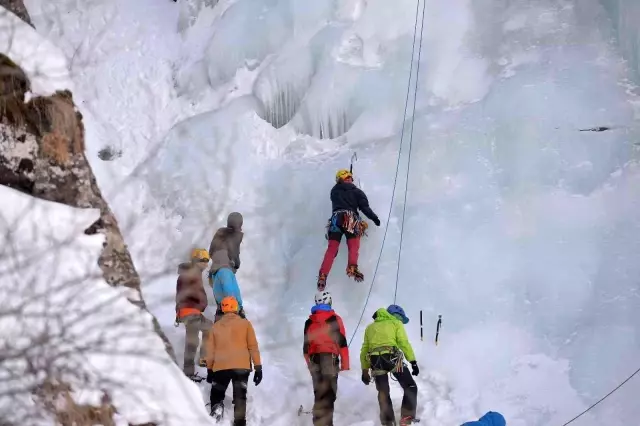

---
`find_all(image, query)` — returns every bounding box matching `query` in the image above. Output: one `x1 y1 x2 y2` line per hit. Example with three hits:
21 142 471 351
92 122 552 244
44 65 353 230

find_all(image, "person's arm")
334 315 350 370
395 323 416 362
303 319 312 365
205 326 216 369
247 320 262 368
228 232 242 271
360 326 371 369
355 189 380 225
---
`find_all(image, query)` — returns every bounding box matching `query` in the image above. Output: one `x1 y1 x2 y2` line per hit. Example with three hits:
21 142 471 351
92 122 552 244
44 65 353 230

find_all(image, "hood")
372 308 397 322
227 212 243 230
462 412 506 426
310 305 335 321
311 304 333 314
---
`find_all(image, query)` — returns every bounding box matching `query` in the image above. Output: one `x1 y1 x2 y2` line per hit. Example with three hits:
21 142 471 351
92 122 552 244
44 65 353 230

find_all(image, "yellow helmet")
335 169 353 182
191 248 210 263
220 296 239 313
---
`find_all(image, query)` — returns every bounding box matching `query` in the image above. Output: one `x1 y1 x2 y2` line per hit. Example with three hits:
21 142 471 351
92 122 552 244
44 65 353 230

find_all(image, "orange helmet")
220 296 239 313
191 248 210 263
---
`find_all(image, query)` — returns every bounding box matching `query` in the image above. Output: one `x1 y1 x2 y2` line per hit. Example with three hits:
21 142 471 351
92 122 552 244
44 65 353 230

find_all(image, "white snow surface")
0 6 73 96
21 0 640 425
0 186 211 425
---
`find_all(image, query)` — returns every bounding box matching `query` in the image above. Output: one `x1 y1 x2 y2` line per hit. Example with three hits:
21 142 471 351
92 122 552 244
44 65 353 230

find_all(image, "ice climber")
317 169 380 290
175 248 212 381
303 290 350 426
461 411 506 426
360 305 419 426
205 296 262 425
208 212 245 320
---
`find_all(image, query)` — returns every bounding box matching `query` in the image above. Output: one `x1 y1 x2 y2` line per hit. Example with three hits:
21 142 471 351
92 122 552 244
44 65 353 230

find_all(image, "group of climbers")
174 212 259 425
173 170 506 425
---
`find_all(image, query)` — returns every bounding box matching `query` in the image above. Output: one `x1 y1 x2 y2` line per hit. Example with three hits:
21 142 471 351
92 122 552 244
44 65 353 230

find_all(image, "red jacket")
303 306 349 370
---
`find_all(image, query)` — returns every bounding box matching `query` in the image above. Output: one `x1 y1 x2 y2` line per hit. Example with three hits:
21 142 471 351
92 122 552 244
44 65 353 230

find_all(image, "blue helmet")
387 304 409 324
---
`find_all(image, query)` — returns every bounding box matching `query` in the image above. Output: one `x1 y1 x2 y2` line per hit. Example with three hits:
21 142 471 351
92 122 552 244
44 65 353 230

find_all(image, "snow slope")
23 0 640 425
0 185 212 425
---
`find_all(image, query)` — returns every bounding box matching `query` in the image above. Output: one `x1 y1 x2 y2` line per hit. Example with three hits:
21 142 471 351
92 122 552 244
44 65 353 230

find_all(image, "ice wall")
599 0 640 82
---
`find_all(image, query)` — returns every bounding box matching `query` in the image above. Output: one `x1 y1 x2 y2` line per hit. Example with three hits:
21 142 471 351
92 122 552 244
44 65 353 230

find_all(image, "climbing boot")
186 372 204 383
210 402 224 421
317 273 327 291
399 416 416 425
346 264 364 282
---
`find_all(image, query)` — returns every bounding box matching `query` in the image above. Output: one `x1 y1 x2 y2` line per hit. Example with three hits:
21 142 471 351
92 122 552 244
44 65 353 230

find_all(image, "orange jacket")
205 312 261 372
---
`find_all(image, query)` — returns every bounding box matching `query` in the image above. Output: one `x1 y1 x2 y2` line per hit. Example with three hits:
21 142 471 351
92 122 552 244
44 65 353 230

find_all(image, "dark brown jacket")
176 263 207 317
209 212 244 273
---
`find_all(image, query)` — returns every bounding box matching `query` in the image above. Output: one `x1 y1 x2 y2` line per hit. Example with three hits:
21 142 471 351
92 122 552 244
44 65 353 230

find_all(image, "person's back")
209 212 244 273
330 181 378 223
207 311 260 372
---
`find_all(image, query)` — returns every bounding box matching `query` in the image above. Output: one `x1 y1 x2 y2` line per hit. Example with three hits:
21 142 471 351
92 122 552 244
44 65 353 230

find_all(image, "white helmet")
314 290 332 306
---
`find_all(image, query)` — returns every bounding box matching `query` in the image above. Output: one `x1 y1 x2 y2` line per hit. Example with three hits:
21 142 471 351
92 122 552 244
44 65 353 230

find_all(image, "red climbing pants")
319 232 360 276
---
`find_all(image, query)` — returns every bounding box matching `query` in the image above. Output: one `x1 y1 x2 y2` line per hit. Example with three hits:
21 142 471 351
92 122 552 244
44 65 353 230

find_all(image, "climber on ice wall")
208 212 245 320
360 305 419 426
317 169 380 290
175 248 212 381
303 290 350 426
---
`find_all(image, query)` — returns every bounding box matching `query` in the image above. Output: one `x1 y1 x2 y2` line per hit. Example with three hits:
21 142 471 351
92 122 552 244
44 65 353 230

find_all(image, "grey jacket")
208 212 244 273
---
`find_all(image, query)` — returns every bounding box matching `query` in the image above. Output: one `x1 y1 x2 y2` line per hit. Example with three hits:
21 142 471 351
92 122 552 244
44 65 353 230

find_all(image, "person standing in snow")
461 411 506 426
205 296 262 426
317 169 380 290
208 212 245 320
175 248 212 381
303 290 350 426
360 305 419 426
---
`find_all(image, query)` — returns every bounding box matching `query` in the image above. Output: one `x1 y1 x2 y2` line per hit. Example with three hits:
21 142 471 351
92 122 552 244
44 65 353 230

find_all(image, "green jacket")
360 308 416 369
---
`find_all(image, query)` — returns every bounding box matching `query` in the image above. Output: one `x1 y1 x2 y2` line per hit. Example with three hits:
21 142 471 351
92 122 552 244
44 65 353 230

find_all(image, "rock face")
0 5 176 363
1 0 31 26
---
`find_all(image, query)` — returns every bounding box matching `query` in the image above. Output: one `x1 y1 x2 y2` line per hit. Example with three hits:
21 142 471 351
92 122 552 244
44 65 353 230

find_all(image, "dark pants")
309 354 340 426
209 369 250 426
370 355 418 424
182 314 212 376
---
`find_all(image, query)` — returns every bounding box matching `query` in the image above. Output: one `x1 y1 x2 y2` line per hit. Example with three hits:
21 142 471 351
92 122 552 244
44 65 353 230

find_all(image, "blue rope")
348 0 426 347
393 0 427 305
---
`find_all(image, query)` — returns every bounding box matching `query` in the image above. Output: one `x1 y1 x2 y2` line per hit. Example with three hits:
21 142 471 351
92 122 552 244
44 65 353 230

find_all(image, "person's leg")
231 370 250 426
345 233 360 266
182 316 199 376
198 316 213 364
392 367 418 420
209 370 232 413
319 233 343 276
374 373 395 425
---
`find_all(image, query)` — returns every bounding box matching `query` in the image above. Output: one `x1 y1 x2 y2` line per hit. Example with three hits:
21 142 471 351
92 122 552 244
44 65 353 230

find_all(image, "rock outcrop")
0 3 176 363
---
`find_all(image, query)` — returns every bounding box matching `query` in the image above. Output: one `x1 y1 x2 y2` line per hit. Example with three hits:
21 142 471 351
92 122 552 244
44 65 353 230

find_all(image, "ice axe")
349 152 357 173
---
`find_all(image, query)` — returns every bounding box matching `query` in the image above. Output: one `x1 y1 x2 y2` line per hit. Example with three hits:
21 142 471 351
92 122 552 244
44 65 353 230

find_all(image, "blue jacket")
461 412 506 426
210 267 243 307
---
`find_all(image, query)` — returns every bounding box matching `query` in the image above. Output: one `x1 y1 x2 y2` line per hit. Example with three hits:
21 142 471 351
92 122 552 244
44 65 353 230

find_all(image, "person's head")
220 296 239 314
335 169 354 184
387 304 409 324
190 248 210 271
314 290 332 307
227 212 243 231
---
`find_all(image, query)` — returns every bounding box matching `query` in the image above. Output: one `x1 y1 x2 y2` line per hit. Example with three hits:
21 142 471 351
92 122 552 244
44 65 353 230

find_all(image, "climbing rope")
560 365 640 425
393 0 427 305
347 0 427 347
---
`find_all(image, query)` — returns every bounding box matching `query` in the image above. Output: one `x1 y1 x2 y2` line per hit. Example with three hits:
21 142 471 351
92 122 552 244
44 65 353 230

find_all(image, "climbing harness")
347 0 427 347
367 346 405 377
325 210 365 238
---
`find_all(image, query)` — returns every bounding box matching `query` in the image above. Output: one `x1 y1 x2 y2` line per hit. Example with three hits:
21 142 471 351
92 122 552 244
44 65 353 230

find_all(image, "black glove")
253 365 263 386
373 217 381 227
206 369 215 383
361 369 371 385
410 361 419 376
